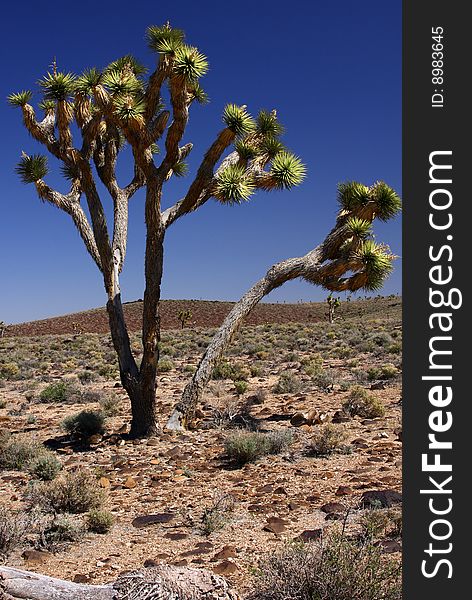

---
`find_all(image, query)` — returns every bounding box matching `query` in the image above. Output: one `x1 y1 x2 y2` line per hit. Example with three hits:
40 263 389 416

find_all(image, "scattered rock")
212 546 237 561
335 486 353 496
124 477 137 489
375 539 402 553
360 489 402 508
73 574 91 583
213 560 238 575
131 513 175 528
320 502 346 515
263 516 289 534
297 529 322 542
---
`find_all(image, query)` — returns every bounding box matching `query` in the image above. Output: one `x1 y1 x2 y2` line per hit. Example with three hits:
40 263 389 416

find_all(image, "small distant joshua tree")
71 321 82 335
326 293 341 324
0 321 6 338
9 23 307 437
178 309 192 329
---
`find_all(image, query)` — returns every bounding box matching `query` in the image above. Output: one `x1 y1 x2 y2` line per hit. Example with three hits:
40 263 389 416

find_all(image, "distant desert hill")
6 297 401 337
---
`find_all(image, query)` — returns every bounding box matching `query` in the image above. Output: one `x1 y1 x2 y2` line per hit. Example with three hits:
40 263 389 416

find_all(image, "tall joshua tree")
9 24 306 437
167 181 401 430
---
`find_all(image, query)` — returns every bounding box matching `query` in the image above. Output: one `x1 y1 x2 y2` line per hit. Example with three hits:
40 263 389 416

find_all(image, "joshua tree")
0 321 6 338
178 308 192 329
326 293 341 323
9 24 306 437
167 181 400 430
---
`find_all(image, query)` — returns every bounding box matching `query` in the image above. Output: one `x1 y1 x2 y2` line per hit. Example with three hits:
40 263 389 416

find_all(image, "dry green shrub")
0 433 54 471
28 453 62 480
30 468 105 514
248 531 401 600
39 514 84 551
0 507 36 556
87 509 114 533
308 424 349 456
225 430 294 465
200 493 235 536
61 410 106 438
273 371 303 394
343 386 385 418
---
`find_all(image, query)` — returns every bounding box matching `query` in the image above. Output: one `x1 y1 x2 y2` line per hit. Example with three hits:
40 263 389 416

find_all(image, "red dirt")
6 297 401 337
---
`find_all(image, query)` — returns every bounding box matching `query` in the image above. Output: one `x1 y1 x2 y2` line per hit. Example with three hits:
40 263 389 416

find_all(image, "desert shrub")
77 370 98 384
368 331 394 348
157 357 174 372
234 380 248 395
0 362 20 380
300 354 323 376
39 380 78 403
28 453 62 481
212 361 250 382
273 371 303 394
0 399 6 409
225 430 293 465
200 493 235 536
343 386 385 418
379 363 399 379
98 394 121 417
0 434 50 471
40 514 84 550
248 531 401 600
312 369 336 392
0 507 35 556
308 424 348 456
62 410 106 438
30 468 105 514
87 509 114 533
98 363 118 379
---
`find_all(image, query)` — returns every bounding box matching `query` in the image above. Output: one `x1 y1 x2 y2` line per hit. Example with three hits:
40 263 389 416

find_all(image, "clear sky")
0 0 401 324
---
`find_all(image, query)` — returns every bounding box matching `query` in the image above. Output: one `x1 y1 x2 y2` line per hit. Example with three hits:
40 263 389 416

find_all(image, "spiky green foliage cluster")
214 164 255 204
269 151 306 189
346 217 372 239
171 161 188 177
38 99 56 113
338 181 401 221
38 72 76 101
75 68 102 95
260 136 285 159
113 95 145 122
223 104 256 136
146 24 185 54
15 154 48 183
105 55 147 77
337 182 371 211
355 241 394 291
60 163 81 181
235 140 258 160
8 91 33 107
257 110 284 136
370 181 402 221
191 82 209 104
101 70 143 96
172 46 208 82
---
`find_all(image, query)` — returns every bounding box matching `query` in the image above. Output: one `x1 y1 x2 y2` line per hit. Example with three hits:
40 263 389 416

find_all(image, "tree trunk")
0 565 239 600
106 292 158 438
166 252 319 430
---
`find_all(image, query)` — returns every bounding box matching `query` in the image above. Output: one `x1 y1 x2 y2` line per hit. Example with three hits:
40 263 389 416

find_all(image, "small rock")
73 574 91 583
164 532 188 541
124 477 137 489
213 560 238 575
297 529 322 542
360 489 402 508
146 437 160 446
290 412 308 427
375 539 402 553
131 513 175 528
321 502 346 515
263 516 289 534
212 545 237 561
99 477 111 488
335 486 353 496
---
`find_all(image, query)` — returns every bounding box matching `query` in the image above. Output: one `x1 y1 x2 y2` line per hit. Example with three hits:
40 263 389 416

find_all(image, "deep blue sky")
0 0 401 324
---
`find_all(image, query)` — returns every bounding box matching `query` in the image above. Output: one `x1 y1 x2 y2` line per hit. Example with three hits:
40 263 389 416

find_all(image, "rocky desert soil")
0 297 402 596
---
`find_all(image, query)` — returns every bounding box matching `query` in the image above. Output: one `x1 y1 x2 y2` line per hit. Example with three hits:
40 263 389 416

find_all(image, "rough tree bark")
0 565 239 600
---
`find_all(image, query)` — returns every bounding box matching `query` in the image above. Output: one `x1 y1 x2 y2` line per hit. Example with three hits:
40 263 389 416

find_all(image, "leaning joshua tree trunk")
0 565 239 600
10 24 307 437
167 181 401 429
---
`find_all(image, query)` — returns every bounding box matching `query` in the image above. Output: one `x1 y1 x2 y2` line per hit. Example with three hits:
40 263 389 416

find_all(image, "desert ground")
0 296 402 598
